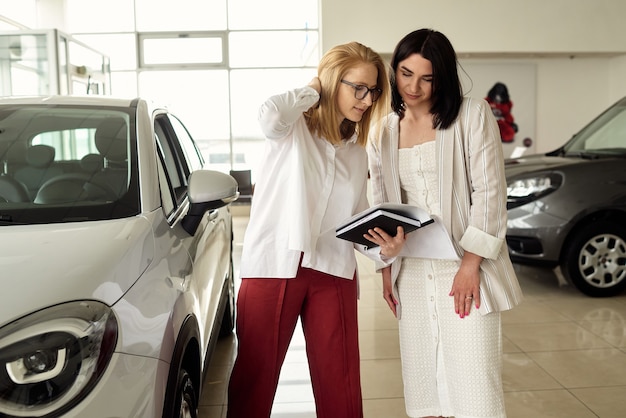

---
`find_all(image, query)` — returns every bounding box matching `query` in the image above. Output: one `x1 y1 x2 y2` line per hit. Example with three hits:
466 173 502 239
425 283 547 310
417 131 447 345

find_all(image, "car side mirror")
182 170 239 235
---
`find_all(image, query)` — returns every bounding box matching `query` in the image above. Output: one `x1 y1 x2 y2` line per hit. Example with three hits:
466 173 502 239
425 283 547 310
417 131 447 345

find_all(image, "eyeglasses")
341 80 382 102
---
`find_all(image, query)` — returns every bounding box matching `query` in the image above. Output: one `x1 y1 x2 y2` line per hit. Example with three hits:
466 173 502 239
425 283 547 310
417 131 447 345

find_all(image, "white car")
0 96 238 417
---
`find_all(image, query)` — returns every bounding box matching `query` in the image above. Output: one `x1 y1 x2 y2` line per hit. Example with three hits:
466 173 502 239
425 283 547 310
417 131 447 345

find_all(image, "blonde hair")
305 42 389 146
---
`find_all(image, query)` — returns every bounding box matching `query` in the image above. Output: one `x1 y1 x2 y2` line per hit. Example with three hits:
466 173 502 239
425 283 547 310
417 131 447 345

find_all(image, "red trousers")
226 265 363 418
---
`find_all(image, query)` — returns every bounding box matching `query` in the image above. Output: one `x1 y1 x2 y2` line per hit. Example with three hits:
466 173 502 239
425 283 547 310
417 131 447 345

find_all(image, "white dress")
397 142 506 418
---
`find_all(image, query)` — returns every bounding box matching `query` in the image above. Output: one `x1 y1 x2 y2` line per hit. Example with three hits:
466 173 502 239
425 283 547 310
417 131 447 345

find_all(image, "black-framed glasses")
341 80 382 102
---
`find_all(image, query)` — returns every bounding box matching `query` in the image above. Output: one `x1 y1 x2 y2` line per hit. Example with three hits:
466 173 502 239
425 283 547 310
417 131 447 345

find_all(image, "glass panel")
65 0 135 33
135 0 227 31
229 31 318 68
230 68 315 180
232 139 264 183
58 36 69 95
141 36 223 66
138 70 230 141
32 128 98 160
566 102 626 154
0 34 51 96
68 40 109 95
74 34 137 71
156 153 175 216
69 41 106 74
169 115 204 171
202 139 231 173
0 106 135 217
229 68 316 140
228 0 318 30
155 119 184 196
9 67 41 95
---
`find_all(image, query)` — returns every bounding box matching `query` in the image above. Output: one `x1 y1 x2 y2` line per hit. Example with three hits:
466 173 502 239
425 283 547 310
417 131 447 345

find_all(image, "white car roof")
0 95 138 107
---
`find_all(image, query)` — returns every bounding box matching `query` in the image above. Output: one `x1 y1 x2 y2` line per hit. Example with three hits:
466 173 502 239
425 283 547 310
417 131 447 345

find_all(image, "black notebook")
336 203 434 247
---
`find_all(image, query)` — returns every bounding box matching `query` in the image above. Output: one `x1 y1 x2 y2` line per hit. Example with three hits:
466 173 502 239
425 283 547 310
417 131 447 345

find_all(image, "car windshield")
563 98 626 157
0 104 140 225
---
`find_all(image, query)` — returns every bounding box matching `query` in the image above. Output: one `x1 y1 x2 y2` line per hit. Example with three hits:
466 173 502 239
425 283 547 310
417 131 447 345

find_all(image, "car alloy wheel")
176 369 198 418
562 220 626 297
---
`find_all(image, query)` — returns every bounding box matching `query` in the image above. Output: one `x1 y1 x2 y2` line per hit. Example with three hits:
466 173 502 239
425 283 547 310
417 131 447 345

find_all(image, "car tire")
561 220 626 297
173 368 198 418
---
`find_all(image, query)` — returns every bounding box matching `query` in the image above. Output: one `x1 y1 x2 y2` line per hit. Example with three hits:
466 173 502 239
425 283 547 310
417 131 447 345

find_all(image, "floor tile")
570 385 626 418
360 358 405 400
502 353 562 391
503 321 612 352
529 348 626 387
363 398 408 418
578 318 626 348
504 390 597 418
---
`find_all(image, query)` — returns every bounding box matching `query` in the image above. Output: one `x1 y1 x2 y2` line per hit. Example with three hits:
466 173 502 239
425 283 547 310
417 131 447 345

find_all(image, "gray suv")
505 97 626 297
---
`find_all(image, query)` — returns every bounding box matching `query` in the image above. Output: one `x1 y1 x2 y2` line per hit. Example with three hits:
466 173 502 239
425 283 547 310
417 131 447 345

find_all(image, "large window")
66 0 319 182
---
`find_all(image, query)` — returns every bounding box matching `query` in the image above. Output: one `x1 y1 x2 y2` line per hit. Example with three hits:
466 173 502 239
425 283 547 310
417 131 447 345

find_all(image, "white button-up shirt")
239 86 371 280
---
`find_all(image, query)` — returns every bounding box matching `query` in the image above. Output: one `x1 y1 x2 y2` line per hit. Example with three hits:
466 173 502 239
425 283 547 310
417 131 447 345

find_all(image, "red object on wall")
485 82 517 143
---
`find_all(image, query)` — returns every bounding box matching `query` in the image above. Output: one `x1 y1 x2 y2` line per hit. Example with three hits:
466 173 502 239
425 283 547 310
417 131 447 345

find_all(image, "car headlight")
506 173 562 209
0 301 117 417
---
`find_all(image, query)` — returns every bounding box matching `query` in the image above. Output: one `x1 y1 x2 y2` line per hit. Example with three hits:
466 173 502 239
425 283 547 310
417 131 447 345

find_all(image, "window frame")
138 31 228 69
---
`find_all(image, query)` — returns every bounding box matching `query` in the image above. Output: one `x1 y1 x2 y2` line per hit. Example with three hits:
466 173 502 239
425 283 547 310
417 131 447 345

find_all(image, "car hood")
0 216 155 327
504 153 587 177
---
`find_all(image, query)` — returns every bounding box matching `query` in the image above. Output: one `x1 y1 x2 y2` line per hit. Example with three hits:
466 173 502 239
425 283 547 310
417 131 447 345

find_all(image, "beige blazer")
367 97 523 316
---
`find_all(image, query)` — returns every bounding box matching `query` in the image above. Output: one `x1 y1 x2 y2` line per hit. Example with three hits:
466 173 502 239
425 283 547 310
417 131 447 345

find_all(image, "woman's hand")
381 266 398 317
364 226 406 258
308 77 321 94
449 252 482 318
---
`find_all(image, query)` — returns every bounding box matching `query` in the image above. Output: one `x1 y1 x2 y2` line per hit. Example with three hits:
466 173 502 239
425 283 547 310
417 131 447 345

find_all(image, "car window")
566 101 626 155
154 114 192 218
0 104 139 224
583 109 626 151
168 115 204 171
32 128 99 160
156 150 175 216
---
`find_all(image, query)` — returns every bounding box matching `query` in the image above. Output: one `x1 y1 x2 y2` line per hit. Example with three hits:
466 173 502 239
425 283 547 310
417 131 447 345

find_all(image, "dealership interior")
3 1 626 418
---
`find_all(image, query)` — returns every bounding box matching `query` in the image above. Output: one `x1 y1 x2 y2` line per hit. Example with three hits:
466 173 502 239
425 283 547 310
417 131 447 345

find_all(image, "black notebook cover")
336 204 434 247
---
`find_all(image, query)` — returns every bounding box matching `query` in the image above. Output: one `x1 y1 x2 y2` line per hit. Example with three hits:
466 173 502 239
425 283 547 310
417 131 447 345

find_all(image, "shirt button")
430 296 434 302
428 274 433 280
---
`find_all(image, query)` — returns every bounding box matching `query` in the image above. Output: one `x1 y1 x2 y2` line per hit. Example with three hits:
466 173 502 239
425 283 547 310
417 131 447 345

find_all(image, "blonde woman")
227 42 402 418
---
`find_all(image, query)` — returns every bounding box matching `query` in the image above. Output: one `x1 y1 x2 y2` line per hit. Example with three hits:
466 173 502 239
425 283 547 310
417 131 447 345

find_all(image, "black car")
505 96 626 297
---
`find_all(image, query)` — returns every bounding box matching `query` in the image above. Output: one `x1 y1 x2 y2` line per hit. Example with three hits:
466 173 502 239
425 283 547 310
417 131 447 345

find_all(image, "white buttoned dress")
397 141 506 418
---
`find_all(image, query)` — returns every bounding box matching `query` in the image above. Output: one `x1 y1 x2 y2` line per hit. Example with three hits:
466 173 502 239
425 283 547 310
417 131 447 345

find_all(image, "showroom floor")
198 209 626 418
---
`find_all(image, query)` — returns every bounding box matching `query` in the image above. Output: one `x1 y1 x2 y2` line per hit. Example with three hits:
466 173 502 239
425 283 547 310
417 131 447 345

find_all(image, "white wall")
321 0 626 54
321 0 626 153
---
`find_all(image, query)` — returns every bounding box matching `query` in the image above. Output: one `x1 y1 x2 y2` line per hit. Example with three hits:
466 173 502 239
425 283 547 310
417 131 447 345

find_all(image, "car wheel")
562 220 626 297
219 260 236 337
173 369 198 418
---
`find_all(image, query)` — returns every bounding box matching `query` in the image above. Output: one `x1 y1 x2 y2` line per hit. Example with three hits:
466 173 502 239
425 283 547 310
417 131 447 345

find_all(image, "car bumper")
506 204 570 266
63 352 168 417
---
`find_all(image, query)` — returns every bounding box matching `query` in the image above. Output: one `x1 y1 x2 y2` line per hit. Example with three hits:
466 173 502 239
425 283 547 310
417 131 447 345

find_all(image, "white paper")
399 215 459 260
